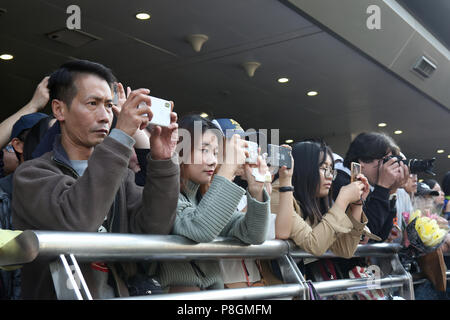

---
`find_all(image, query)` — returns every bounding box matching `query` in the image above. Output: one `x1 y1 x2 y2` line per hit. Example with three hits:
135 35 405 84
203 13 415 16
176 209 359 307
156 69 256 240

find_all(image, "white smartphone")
246 141 258 164
139 96 171 127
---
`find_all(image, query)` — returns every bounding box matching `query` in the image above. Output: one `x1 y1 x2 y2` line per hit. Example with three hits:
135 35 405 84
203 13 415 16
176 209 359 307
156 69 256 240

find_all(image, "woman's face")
183 130 219 185
317 153 334 198
432 183 445 206
403 174 418 194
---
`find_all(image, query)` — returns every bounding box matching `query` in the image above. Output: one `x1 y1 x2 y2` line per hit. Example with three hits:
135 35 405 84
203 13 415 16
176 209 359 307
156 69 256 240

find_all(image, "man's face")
60 74 113 150
359 151 392 186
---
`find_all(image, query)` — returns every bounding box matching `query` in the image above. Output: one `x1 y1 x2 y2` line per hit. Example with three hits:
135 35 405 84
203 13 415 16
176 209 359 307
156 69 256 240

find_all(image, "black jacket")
332 169 396 242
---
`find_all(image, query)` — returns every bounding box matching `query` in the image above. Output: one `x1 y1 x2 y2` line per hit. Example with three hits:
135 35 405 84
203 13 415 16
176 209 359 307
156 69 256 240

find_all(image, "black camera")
382 156 436 175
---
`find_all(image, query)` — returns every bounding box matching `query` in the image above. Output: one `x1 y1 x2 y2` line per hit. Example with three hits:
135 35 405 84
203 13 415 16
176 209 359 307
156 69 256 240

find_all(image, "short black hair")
343 132 400 169
48 59 116 107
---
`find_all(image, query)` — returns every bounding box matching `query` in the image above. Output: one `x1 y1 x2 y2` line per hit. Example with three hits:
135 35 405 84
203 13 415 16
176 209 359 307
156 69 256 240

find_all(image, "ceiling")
0 0 449 181
397 0 450 51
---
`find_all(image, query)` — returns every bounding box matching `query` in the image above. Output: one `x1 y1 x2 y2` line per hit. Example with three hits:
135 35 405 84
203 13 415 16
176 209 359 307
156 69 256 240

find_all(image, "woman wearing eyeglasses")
271 140 375 258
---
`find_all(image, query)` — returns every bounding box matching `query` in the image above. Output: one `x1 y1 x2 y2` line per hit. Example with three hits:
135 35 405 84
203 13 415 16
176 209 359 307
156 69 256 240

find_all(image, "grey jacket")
156 175 270 289
12 134 179 299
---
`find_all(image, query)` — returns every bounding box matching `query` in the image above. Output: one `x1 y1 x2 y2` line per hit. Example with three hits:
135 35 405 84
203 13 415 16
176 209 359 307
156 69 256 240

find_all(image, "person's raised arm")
112 82 151 150
0 76 49 147
346 173 370 222
273 145 294 239
223 153 271 245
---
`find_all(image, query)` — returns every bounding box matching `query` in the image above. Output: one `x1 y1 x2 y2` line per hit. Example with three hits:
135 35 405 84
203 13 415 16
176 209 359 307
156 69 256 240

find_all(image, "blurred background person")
440 171 450 220
423 179 445 214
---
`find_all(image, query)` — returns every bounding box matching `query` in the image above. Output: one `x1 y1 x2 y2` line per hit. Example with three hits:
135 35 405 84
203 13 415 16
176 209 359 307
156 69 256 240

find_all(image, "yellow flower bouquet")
403 209 448 255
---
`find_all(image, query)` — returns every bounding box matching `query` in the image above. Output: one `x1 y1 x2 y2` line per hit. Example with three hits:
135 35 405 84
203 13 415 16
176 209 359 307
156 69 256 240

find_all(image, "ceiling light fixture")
394 130 402 135
277 78 289 83
307 91 318 96
186 34 209 52
242 61 261 78
378 122 387 127
437 149 444 154
0 54 13 60
135 12 151 20
285 139 294 144
200 113 208 118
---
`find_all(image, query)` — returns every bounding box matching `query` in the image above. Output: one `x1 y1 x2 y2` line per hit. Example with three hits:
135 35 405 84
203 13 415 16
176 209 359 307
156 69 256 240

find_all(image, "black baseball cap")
10 113 48 141
416 182 439 196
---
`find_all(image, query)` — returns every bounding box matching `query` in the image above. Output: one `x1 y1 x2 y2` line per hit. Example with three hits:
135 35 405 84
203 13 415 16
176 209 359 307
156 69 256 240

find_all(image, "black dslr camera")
382 156 436 175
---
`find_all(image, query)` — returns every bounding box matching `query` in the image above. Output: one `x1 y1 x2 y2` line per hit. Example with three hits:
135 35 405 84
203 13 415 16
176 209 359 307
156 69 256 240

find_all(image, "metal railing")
0 230 417 300
289 241 414 299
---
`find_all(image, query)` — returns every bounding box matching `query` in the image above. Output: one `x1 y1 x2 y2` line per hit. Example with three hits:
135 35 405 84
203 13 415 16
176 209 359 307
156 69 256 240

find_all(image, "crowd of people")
0 59 449 300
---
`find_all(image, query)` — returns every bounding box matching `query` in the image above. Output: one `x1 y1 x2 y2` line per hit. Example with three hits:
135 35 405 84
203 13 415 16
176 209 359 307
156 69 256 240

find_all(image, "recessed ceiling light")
448 154 450 159
307 91 318 96
0 54 13 60
200 113 208 118
418 179 424 183
277 78 289 83
285 139 294 144
437 149 444 154
378 122 387 127
135 12 151 20
394 130 402 135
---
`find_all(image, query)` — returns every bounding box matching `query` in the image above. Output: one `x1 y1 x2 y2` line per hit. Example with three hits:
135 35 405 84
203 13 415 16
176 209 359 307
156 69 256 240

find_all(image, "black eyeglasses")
320 166 337 180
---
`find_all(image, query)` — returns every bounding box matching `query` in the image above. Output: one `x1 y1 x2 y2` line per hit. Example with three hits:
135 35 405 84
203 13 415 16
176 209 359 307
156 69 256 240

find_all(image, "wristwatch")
279 186 294 192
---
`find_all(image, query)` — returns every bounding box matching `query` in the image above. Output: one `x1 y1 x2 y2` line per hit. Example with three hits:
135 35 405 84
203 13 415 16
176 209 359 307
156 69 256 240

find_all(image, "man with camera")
11 60 180 299
332 132 409 242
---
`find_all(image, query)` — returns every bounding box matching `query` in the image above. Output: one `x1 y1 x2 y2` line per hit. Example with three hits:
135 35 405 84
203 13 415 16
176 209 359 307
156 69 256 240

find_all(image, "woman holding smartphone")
271 140 378 258
155 114 271 292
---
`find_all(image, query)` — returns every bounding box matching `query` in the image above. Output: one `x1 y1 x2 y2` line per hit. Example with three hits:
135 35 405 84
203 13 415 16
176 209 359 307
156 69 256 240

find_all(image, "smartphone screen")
350 162 361 182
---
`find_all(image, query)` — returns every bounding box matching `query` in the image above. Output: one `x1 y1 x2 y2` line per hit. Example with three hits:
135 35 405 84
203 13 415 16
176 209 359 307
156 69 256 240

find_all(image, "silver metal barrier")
119 284 304 300
288 242 414 299
0 230 415 300
289 242 403 259
0 230 288 265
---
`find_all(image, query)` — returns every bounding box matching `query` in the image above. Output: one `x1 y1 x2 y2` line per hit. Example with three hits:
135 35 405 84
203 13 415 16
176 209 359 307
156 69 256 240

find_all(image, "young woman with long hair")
154 114 271 292
271 140 376 258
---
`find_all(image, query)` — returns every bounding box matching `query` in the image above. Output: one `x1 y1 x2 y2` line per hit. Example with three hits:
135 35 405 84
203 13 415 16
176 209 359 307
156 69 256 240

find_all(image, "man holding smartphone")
11 60 180 299
332 132 409 242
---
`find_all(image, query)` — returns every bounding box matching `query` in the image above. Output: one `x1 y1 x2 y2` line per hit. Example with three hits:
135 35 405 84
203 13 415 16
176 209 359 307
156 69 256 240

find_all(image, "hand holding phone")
245 141 259 164
266 144 292 169
350 162 361 182
139 96 172 127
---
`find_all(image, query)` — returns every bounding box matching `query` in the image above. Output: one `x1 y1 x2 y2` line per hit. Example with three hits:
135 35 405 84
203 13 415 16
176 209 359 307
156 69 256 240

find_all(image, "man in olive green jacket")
11 60 180 299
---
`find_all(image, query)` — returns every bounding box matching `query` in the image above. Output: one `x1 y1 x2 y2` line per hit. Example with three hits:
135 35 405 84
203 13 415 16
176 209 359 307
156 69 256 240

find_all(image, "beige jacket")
271 180 379 258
